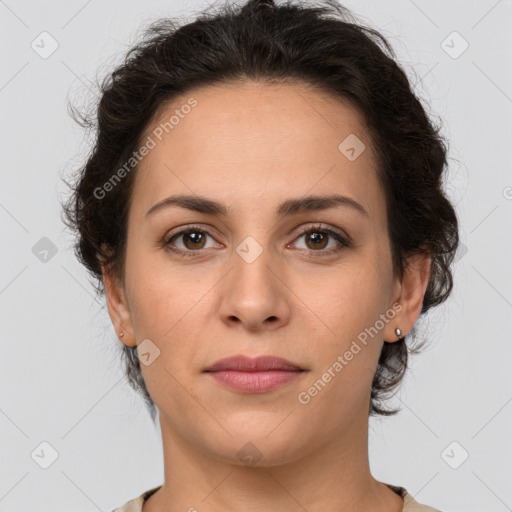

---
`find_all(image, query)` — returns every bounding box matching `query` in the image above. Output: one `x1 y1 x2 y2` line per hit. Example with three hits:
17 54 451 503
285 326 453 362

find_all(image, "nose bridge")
218 234 291 329
230 235 278 302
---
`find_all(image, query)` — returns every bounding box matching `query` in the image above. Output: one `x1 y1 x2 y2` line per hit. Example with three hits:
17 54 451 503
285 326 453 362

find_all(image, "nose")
218 245 292 332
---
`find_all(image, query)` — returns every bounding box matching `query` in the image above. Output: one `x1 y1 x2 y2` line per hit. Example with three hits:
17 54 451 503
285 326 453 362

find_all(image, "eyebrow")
145 193 369 219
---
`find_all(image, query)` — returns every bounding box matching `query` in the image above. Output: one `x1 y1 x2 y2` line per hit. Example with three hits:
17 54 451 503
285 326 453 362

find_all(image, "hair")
62 0 459 423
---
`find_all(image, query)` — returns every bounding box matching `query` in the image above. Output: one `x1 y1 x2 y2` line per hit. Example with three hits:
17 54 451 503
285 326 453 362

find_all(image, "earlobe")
101 258 136 347
385 250 431 343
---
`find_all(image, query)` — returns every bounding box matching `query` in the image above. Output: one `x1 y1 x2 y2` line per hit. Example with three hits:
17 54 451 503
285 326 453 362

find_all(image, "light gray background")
1 0 511 511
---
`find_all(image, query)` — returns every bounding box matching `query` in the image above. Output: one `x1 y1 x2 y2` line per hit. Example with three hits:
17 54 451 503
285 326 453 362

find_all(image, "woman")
62 0 458 510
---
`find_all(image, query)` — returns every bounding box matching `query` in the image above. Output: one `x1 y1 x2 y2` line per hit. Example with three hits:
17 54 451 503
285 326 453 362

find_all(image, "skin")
102 80 430 512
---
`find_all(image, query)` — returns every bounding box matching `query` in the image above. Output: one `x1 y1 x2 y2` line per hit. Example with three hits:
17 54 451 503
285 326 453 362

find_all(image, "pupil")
308 231 327 249
310 233 321 244
186 232 203 248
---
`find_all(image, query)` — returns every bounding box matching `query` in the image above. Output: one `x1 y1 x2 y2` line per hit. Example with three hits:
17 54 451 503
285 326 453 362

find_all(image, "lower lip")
205 370 304 393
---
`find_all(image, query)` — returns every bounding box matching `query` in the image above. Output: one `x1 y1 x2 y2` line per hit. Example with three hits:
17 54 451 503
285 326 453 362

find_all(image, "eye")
290 224 351 255
162 223 351 259
163 225 220 257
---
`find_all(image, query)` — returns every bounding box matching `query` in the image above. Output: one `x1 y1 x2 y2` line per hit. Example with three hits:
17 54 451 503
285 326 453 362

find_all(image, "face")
103 80 428 466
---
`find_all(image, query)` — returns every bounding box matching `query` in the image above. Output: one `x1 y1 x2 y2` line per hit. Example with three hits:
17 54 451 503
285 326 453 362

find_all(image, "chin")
203 422 314 468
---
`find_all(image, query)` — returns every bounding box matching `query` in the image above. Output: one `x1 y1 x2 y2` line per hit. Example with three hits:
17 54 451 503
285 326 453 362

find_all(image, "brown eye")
181 231 207 250
304 231 329 250
164 226 219 257
291 225 351 256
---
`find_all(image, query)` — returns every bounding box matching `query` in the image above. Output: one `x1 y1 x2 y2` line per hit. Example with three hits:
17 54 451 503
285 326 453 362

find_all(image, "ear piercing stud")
395 328 402 338
119 332 124 338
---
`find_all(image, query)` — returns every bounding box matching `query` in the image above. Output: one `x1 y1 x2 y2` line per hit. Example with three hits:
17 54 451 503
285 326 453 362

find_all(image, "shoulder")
111 483 444 512
384 482 443 512
111 485 162 512
402 489 444 511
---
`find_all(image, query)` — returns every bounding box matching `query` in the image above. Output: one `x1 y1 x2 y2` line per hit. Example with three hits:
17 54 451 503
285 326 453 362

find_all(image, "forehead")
131 80 384 222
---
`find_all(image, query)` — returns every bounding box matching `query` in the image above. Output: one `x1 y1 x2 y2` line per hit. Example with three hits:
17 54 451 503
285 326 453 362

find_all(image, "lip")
203 355 306 394
204 355 303 372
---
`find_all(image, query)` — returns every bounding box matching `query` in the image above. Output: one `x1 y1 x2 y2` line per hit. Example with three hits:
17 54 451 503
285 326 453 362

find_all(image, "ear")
100 251 136 348
384 249 431 343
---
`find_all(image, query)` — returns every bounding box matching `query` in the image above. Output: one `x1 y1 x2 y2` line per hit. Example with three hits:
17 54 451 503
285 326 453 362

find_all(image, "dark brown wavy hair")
61 0 459 423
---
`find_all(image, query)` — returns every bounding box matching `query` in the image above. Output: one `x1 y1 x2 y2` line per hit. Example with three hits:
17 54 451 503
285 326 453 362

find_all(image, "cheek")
125 249 211 337
127 264 213 411
301 258 389 340
294 255 391 406
295 267 388 418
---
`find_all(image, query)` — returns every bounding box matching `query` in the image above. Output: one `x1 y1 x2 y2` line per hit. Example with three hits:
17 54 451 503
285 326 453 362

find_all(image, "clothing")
111 482 442 511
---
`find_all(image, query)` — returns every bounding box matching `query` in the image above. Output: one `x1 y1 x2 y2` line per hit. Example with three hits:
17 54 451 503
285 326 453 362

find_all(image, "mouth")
203 355 306 393
203 354 304 372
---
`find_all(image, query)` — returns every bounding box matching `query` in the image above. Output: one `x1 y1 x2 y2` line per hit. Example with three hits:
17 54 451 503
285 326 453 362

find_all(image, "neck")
143 406 403 512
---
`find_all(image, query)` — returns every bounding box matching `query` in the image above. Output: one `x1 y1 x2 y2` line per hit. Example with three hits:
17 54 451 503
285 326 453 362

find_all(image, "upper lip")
204 355 304 372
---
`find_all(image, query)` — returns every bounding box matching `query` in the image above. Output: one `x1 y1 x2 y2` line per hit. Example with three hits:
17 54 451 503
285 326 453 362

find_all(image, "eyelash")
163 224 351 259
